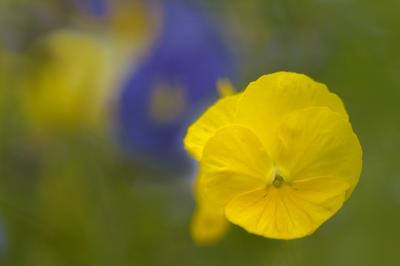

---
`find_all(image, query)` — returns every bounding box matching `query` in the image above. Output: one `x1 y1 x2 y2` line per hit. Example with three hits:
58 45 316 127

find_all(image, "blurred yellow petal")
184 94 241 160
236 72 348 150
191 205 229 246
225 177 349 239
191 176 229 245
201 125 273 205
272 107 362 197
217 79 236 98
109 1 155 38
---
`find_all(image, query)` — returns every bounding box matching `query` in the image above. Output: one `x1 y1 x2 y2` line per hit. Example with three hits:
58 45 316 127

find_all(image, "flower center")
149 82 186 124
272 174 285 188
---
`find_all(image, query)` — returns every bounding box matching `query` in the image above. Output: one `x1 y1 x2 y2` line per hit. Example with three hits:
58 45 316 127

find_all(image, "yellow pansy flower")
184 72 362 241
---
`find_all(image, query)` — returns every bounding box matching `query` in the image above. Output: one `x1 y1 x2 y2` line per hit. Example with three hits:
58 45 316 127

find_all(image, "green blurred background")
0 0 399 265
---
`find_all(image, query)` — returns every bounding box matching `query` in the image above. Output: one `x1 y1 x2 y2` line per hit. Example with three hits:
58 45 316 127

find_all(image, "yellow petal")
236 72 348 151
191 175 229 245
225 177 349 239
184 94 241 160
201 125 273 206
191 205 229 245
272 107 362 197
217 79 236 98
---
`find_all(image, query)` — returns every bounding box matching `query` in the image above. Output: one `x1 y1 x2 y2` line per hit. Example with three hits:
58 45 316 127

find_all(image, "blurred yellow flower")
20 28 147 135
21 30 115 133
185 72 362 241
19 3 153 136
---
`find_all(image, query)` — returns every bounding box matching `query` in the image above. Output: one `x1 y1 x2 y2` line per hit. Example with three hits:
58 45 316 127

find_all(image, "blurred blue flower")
117 0 234 170
76 0 108 17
